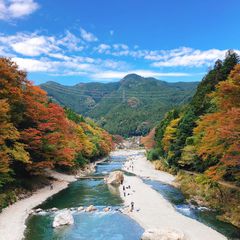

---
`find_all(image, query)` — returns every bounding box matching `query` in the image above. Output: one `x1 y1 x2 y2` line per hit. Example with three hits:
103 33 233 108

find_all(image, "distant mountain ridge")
40 74 198 136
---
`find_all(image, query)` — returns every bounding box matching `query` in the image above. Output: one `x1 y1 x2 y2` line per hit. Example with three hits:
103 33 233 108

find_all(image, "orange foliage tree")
194 65 240 180
0 57 113 188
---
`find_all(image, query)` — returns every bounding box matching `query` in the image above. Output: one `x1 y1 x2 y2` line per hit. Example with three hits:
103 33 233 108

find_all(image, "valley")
41 74 198 136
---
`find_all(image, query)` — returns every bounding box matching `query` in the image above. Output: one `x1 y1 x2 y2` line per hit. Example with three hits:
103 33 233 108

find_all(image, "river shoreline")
0 157 108 240
0 149 233 240
0 171 76 240
118 149 227 240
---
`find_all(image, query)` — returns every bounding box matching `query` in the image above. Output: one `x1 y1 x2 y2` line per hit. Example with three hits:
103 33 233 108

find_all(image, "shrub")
147 148 160 161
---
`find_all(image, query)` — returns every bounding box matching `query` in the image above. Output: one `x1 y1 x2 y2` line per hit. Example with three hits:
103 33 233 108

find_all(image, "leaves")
152 51 240 183
0 57 113 188
194 65 240 180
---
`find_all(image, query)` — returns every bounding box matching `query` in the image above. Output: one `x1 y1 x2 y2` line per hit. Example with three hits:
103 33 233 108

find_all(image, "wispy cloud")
0 31 83 57
96 45 240 68
0 0 39 21
57 31 84 51
95 43 111 54
80 28 98 42
150 48 236 67
90 70 191 80
0 29 239 82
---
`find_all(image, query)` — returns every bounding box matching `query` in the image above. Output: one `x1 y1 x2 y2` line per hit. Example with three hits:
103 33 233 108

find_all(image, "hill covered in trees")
40 74 198 137
144 50 240 227
0 58 113 210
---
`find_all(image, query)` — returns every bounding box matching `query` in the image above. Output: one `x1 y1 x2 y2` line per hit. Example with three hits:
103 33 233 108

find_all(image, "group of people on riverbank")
121 177 135 212
124 157 134 172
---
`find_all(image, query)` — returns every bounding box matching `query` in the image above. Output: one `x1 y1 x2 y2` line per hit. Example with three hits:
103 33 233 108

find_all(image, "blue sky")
0 0 239 85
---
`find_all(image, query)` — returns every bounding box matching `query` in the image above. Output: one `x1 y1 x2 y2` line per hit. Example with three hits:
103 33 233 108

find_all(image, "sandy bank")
118 149 226 240
123 149 175 185
0 171 76 240
0 155 109 240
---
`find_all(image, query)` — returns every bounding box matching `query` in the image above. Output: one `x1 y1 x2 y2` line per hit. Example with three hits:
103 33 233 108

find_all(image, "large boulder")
141 229 186 240
52 210 74 228
105 171 124 186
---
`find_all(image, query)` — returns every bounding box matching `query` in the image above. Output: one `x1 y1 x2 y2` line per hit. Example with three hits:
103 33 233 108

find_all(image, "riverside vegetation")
0 58 113 212
142 50 240 228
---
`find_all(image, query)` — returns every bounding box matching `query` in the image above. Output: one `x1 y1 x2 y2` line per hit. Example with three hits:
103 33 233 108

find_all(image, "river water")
24 151 240 240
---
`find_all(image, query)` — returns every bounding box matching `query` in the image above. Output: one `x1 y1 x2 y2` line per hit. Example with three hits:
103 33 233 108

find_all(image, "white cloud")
96 45 240 68
151 48 229 67
11 35 58 56
80 28 98 42
57 31 84 51
12 56 95 73
95 43 111 54
0 0 39 20
90 70 191 80
12 57 55 72
1 30 239 82
11 54 129 78
0 31 84 57
113 43 129 50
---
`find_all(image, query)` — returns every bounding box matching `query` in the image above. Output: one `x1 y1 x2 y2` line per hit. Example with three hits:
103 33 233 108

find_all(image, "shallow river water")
24 152 240 240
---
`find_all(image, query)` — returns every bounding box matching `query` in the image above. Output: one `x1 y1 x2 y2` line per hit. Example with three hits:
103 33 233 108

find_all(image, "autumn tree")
164 50 239 167
0 57 113 192
0 100 29 187
194 64 240 181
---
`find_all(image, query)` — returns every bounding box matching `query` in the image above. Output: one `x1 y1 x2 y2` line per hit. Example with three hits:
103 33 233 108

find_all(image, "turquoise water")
144 179 240 240
25 212 143 240
39 179 122 210
24 154 144 240
24 152 240 240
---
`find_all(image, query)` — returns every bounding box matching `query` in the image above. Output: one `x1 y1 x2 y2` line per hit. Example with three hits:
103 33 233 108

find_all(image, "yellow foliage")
162 118 180 152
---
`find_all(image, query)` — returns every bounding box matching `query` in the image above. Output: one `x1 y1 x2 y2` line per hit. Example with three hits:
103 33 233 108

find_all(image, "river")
24 150 240 240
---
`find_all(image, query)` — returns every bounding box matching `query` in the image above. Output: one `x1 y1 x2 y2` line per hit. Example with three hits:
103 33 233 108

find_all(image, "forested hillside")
41 74 198 136
0 58 113 210
144 50 240 227
150 50 239 178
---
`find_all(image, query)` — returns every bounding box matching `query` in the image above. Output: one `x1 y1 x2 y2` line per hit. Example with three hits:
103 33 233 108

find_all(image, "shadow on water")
143 179 240 240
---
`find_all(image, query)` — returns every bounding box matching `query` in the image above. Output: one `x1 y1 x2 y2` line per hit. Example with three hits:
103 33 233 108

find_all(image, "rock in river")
105 171 124 186
103 207 111 212
52 210 74 228
77 206 84 211
85 205 97 212
141 228 187 240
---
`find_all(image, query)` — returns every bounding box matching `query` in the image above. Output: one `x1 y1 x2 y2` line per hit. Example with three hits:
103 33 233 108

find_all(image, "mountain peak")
123 73 142 79
41 81 61 86
120 73 146 85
